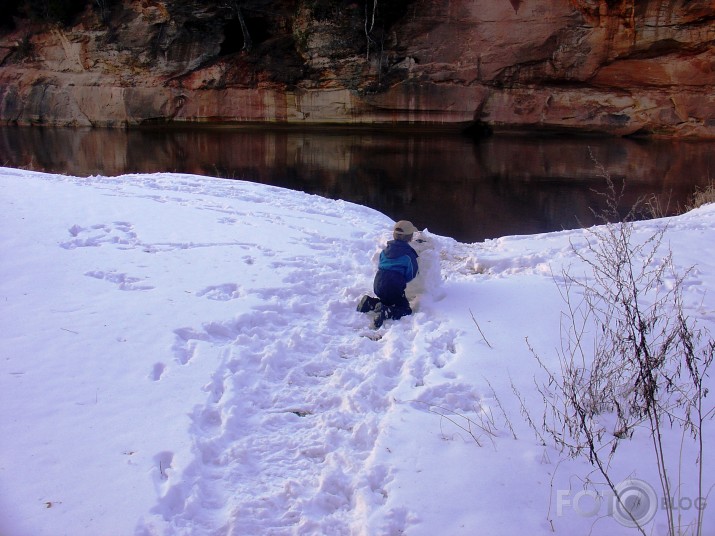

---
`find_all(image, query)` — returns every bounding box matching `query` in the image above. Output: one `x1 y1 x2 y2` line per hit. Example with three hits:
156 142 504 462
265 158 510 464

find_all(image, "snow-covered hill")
1 169 713 535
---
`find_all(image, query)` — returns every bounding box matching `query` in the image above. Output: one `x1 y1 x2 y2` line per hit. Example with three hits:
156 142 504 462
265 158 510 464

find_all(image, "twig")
469 309 493 349
411 400 498 449
484 377 518 440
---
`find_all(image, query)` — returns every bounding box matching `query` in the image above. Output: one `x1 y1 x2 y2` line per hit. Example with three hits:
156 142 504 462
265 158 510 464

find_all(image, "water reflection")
0 126 712 242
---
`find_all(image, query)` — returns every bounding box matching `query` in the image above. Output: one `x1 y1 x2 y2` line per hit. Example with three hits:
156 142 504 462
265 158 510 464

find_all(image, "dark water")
1 125 712 242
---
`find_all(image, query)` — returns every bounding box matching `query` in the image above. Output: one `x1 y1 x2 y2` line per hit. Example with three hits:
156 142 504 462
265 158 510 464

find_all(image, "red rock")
0 0 713 137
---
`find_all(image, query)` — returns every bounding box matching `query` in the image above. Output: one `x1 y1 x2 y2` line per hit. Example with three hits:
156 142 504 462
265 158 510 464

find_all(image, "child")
357 220 419 328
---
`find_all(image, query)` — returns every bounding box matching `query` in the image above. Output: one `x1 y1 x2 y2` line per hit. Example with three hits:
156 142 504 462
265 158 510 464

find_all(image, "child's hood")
383 240 418 259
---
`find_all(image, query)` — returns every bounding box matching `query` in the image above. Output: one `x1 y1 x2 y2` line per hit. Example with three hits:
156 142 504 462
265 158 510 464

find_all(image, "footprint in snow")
84 270 154 291
61 222 139 250
196 283 242 301
150 362 166 382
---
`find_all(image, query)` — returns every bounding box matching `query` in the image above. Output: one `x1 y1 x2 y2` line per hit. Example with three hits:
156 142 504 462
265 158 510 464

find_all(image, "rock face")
0 0 713 137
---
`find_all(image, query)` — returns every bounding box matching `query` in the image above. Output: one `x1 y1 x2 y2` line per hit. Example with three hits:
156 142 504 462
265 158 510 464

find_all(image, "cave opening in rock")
219 12 271 56
220 18 245 55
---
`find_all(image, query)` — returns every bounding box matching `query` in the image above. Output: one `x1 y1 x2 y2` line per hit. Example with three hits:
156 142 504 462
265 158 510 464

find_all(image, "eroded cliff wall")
0 0 713 137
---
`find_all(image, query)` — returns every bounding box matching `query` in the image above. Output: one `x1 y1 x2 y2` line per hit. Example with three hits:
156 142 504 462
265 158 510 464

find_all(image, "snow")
1 167 714 536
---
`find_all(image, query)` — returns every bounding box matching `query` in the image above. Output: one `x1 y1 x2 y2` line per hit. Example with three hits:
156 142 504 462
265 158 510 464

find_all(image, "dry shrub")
686 182 715 211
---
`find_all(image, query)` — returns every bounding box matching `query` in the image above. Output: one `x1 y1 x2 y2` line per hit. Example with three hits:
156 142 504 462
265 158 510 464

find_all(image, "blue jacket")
378 240 419 282
374 240 419 302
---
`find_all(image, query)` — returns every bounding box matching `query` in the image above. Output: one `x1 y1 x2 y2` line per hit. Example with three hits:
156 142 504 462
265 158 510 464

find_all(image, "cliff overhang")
1 0 714 138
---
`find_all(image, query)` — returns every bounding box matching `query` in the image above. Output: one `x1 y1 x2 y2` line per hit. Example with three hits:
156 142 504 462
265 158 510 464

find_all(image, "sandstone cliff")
0 0 713 137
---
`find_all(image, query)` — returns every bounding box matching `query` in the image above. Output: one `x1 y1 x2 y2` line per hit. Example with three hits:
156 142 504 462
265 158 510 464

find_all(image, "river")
0 125 712 242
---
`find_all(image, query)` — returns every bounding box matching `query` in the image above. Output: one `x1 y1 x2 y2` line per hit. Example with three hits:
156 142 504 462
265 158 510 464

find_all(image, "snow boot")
372 303 392 329
390 304 412 321
357 295 380 313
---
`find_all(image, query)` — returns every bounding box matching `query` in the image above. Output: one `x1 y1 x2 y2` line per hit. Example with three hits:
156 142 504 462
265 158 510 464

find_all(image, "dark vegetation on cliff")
0 0 416 91
2 0 86 27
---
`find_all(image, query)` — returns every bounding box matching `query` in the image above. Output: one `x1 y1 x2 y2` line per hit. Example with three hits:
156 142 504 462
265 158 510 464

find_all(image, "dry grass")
686 181 715 211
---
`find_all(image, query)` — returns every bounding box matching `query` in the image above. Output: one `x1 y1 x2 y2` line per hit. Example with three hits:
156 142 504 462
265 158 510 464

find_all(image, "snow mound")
1 169 714 536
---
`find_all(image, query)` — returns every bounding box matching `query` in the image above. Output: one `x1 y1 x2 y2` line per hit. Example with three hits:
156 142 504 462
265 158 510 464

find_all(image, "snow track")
138 241 452 534
95 174 456 534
